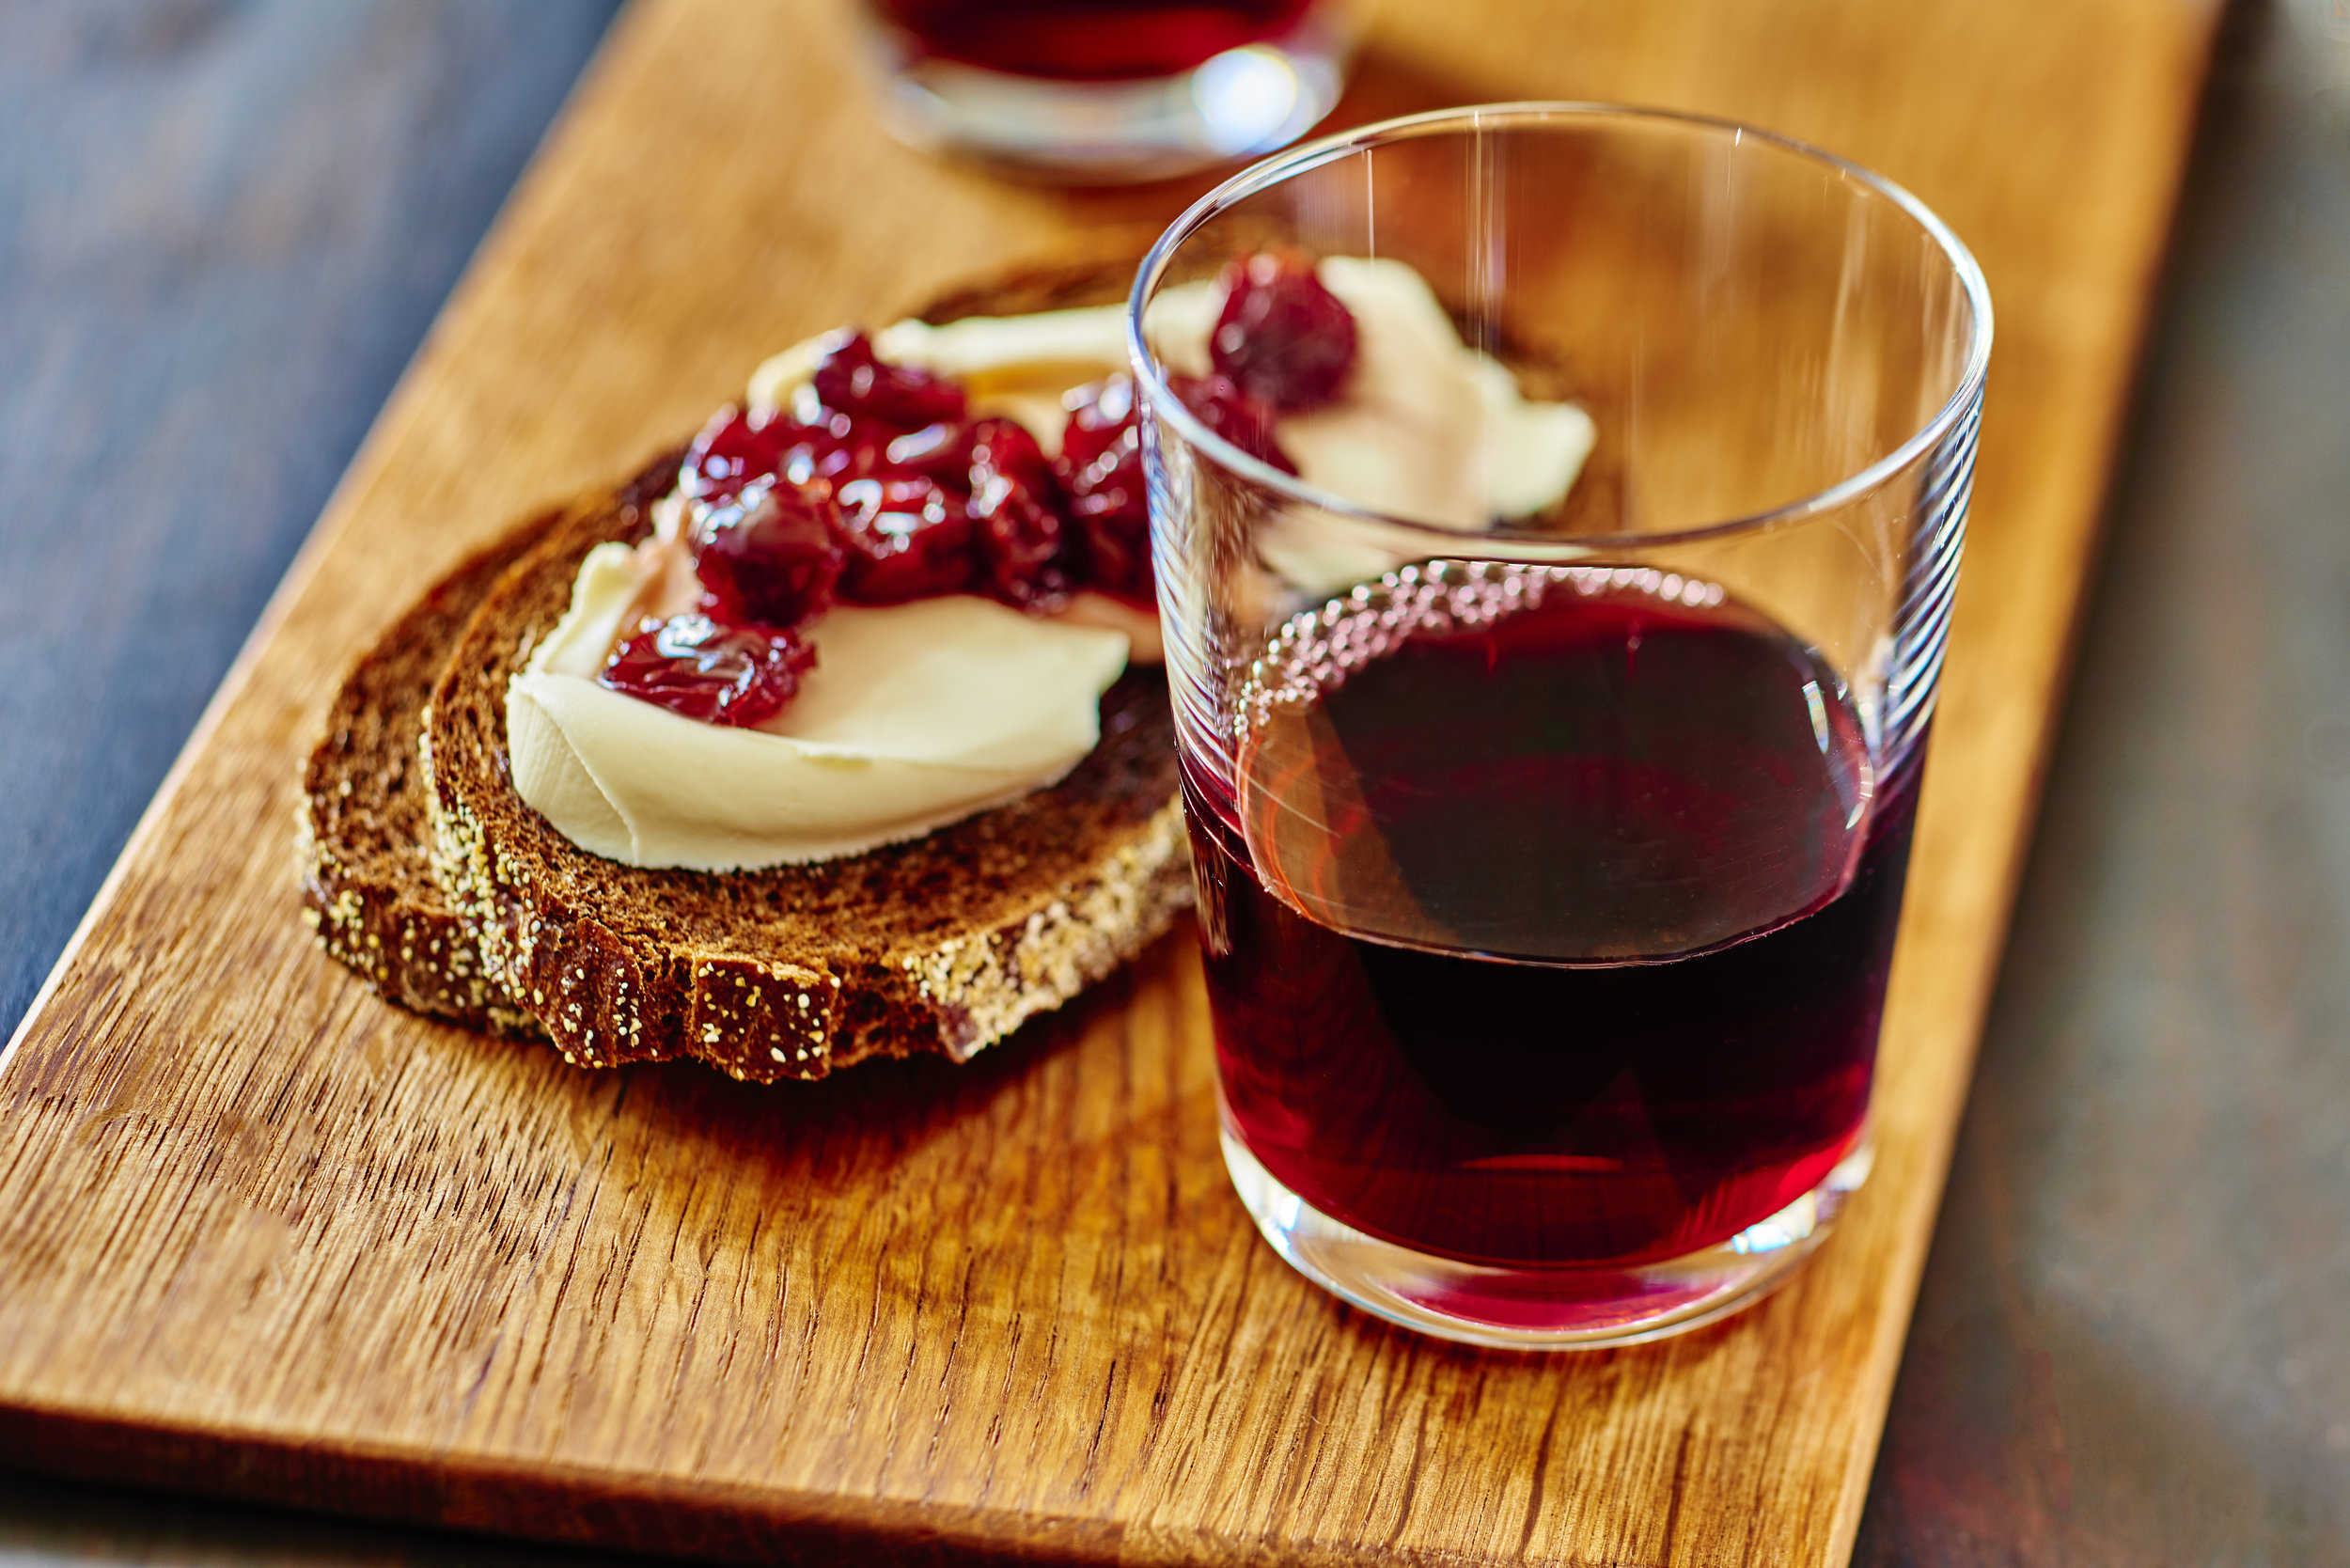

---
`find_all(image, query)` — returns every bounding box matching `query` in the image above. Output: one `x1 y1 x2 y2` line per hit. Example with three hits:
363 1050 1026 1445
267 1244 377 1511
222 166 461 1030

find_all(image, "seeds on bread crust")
299 515 553 1037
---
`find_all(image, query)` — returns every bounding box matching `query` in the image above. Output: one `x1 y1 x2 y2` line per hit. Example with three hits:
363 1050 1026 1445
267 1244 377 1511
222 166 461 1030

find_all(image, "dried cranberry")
1172 373 1297 475
885 419 978 484
694 482 844 628
681 406 788 507
965 416 1051 492
833 467 976 603
809 332 967 428
965 417 1067 609
765 403 897 490
599 615 814 728
1054 376 1153 604
1058 373 1137 475
1211 251 1358 412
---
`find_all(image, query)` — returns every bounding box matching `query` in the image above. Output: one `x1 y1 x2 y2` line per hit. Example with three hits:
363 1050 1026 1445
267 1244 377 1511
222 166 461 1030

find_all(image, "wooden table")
5 0 2346 1563
1852 5 2350 1559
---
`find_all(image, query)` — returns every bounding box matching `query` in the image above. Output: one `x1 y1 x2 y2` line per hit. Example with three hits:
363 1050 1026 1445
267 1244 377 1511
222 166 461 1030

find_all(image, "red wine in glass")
873 0 1322 81
1191 569 1919 1270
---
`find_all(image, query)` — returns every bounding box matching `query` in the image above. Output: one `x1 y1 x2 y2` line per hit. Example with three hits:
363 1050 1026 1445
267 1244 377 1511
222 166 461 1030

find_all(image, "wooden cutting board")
0 1 2219 1563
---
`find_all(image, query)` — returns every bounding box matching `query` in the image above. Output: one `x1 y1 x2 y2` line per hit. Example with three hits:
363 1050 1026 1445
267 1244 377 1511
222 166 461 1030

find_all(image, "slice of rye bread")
298 245 1178 1053
297 452 684 1035
422 257 1191 1083
294 247 1161 1038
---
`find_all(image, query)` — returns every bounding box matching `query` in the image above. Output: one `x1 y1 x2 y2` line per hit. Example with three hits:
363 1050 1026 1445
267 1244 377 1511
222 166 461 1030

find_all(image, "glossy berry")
885 419 978 483
771 412 897 490
965 417 1067 608
599 614 815 728
1211 251 1357 411
681 406 788 507
833 467 976 603
1057 373 1137 477
810 332 968 428
1054 376 1153 604
694 482 844 628
1173 373 1297 475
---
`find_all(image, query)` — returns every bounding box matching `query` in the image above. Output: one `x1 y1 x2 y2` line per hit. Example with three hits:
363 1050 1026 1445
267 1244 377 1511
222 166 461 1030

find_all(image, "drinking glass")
1128 104 1991 1348
856 0 1354 182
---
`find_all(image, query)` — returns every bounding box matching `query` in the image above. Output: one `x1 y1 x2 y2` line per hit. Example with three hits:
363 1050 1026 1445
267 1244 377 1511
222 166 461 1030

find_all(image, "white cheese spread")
510 543 1128 870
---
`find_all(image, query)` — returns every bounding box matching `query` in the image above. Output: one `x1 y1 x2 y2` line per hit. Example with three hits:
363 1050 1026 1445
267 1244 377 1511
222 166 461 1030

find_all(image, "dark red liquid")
1194 572 1919 1268
876 0 1319 81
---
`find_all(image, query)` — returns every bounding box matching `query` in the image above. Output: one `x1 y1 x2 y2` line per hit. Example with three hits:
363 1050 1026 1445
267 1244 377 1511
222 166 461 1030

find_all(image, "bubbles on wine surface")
1232 561 1874 964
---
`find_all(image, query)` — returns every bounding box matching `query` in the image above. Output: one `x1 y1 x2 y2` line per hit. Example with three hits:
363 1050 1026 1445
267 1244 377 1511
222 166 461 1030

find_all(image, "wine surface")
875 1 1319 81
1196 570 1919 1267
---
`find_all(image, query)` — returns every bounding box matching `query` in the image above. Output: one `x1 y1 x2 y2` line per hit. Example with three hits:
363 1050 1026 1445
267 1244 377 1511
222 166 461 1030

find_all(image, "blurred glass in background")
857 0 1355 181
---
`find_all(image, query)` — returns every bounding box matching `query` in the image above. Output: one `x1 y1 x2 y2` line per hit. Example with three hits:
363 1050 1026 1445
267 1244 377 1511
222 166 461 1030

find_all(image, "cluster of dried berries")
602 254 1358 727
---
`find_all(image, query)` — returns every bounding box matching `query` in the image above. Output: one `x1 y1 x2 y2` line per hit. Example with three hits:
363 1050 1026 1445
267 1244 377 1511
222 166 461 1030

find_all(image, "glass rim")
1124 101 1996 551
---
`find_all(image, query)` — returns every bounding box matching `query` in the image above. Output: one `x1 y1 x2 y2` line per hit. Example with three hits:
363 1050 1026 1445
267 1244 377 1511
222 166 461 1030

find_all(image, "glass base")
863 33 1346 183
1221 1127 1875 1350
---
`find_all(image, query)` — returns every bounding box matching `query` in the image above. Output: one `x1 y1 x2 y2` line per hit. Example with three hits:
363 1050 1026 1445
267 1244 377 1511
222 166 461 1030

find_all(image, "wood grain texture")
1856 3 2350 1561
0 1 2221 1564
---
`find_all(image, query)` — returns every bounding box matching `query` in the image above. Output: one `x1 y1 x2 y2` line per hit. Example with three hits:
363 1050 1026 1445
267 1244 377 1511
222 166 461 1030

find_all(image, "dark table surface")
3 1 2345 1563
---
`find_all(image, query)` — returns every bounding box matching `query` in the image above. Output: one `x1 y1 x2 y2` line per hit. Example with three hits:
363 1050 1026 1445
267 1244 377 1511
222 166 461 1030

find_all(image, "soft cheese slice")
1247 259 1601 594
509 545 1130 870
1291 258 1597 525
